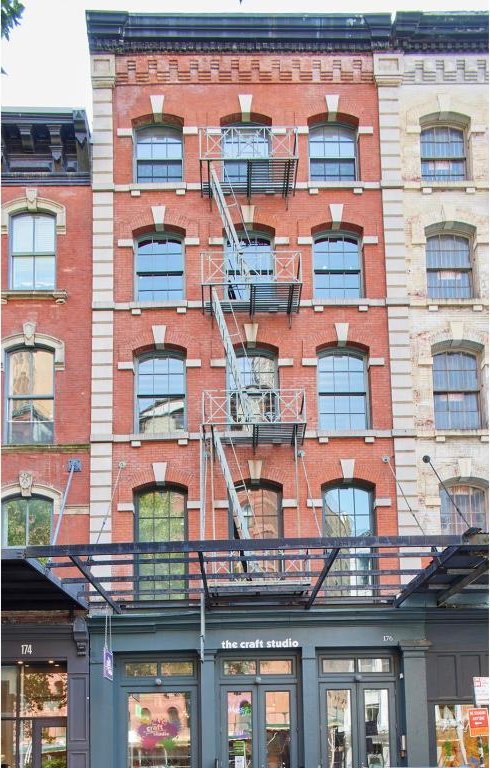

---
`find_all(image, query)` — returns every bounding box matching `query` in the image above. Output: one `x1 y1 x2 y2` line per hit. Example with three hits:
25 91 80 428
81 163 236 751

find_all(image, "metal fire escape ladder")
210 166 252 279
211 429 261 574
211 287 253 425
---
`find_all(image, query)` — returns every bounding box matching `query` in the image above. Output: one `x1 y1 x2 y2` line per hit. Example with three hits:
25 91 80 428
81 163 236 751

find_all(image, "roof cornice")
85 11 489 55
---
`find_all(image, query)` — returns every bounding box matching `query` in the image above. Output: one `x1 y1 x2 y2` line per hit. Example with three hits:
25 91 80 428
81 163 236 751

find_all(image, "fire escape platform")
202 281 302 316
208 421 306 447
200 158 298 198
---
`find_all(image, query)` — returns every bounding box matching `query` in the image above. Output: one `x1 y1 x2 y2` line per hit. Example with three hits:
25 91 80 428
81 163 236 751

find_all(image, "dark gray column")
301 645 320 768
399 640 432 767
200 650 217 768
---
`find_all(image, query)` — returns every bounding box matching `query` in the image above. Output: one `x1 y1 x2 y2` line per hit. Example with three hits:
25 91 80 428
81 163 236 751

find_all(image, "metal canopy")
1 551 88 611
3 533 487 613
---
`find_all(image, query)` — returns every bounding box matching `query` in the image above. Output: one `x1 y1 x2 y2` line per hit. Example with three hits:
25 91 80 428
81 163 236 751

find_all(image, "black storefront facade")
1 556 90 768
88 604 488 768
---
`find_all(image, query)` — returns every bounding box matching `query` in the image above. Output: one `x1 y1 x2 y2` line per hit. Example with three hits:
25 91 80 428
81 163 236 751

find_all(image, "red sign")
468 707 489 737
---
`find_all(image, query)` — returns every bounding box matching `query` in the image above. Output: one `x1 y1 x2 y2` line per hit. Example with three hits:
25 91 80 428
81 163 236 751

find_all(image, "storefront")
88 607 488 768
1 555 90 768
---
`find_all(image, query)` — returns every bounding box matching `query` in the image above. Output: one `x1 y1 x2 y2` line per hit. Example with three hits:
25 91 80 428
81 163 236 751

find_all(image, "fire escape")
199 125 306 579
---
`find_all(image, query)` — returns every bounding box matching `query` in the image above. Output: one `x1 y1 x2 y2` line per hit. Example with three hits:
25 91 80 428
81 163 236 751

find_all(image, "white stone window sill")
2 289 68 304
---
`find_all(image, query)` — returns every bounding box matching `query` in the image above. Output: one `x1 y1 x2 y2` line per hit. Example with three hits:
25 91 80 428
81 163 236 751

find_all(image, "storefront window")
1 663 67 768
435 704 489 767
128 692 191 768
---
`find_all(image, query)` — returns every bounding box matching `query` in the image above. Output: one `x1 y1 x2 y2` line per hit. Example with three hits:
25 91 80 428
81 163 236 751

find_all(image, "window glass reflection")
128 692 191 768
227 692 253 768
326 689 352 768
435 704 489 767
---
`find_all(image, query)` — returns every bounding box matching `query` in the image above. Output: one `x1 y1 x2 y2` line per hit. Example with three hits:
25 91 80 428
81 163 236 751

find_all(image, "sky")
2 0 489 126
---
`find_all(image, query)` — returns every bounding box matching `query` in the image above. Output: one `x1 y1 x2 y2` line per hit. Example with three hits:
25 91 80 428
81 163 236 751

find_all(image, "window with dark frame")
136 236 184 301
6 348 54 445
314 234 362 299
135 126 183 183
318 351 368 430
426 234 473 299
135 488 187 600
420 126 466 182
433 351 480 430
10 213 56 290
136 354 185 434
309 124 357 181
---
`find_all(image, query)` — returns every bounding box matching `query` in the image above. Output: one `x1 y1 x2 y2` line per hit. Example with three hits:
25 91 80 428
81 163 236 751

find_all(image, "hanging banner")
103 644 113 681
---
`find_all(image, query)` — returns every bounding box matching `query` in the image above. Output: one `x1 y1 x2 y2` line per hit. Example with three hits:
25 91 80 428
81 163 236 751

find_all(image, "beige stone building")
375 14 488 550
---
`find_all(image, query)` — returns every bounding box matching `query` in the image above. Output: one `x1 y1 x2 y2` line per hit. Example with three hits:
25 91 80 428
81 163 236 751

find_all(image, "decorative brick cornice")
114 54 375 85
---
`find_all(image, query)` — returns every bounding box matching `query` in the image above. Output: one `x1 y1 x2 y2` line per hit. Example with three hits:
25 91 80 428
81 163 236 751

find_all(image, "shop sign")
474 676 489 706
220 637 299 650
103 645 113 681
468 707 489 737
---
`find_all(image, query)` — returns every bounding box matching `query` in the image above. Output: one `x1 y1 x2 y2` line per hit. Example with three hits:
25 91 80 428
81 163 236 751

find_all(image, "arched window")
228 349 278 423
426 234 473 299
222 123 270 184
135 126 183 183
2 495 52 546
440 484 487 534
322 484 374 594
5 347 54 444
309 124 357 181
313 234 361 298
232 482 282 572
135 487 187 599
10 213 56 290
225 234 273 299
318 351 368 430
135 236 184 301
136 354 185 434
420 126 466 181
433 352 480 430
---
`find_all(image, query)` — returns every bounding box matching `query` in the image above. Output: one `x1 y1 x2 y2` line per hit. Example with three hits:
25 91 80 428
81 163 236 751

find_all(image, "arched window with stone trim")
420 118 467 182
136 352 186 434
313 232 362 299
134 486 187 599
135 125 183 183
228 347 278 424
309 124 358 181
432 351 481 430
9 213 56 290
5 346 55 444
2 495 53 546
322 482 374 595
439 483 487 534
426 230 474 300
135 234 184 301
318 349 368 430
230 481 283 572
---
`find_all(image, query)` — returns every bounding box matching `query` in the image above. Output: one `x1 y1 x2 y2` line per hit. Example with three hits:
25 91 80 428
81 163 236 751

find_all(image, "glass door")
223 685 296 768
321 684 396 768
30 718 67 768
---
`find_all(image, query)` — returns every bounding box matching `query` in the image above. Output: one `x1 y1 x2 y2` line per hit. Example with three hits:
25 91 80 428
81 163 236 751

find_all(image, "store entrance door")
320 683 396 768
28 717 67 768
222 684 297 768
